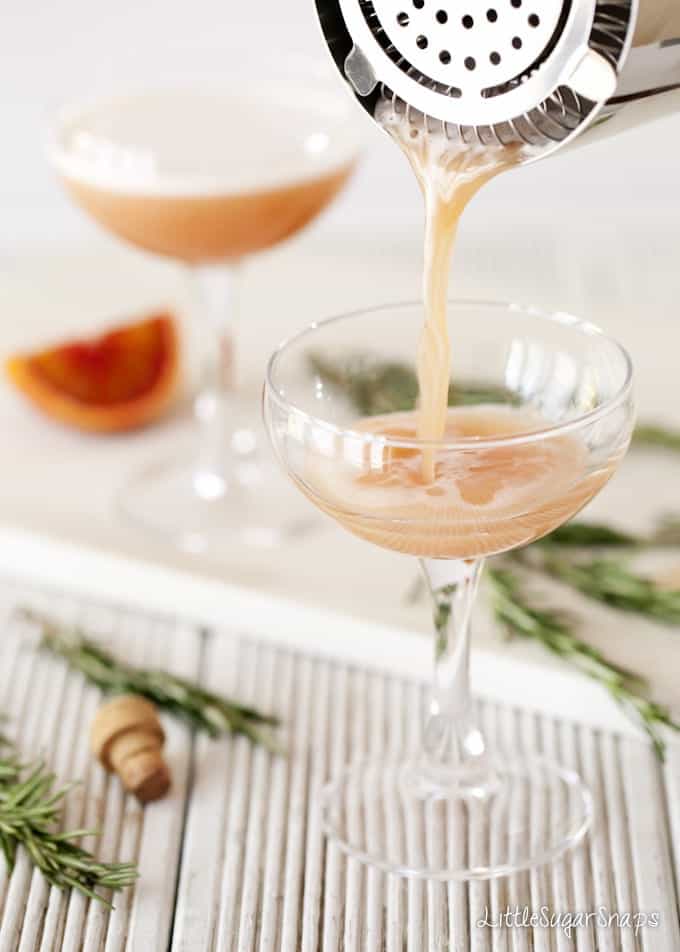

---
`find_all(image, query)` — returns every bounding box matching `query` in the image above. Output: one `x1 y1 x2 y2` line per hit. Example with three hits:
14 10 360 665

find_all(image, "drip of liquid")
376 103 521 480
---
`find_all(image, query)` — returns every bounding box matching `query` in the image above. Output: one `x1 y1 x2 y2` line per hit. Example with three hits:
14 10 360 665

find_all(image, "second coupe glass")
48 57 362 550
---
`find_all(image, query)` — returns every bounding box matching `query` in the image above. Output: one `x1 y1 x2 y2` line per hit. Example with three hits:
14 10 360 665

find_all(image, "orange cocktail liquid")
54 90 357 264
309 406 611 559
62 164 354 264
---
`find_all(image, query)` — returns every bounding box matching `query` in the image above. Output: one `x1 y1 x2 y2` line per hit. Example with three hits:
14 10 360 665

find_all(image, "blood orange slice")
6 313 179 433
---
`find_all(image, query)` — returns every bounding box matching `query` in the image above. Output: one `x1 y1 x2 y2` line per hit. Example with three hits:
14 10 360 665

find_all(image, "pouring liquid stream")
377 103 522 481
302 107 621 560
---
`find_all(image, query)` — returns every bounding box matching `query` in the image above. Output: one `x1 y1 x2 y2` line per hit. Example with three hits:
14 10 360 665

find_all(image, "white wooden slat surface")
664 747 680 897
173 625 679 952
0 580 201 952
620 741 680 952
0 574 678 950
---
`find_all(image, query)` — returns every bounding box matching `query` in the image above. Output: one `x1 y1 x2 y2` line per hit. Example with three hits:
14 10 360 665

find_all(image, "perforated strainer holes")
362 0 576 104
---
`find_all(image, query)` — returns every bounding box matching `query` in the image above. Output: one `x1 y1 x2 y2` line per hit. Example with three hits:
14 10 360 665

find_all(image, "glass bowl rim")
264 298 634 451
45 53 364 193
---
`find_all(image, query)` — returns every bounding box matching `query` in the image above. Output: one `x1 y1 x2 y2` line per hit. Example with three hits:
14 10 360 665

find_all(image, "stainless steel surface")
315 0 680 150
0 573 678 950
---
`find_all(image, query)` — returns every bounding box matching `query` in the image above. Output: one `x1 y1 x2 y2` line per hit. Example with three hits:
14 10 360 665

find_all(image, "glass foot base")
321 757 593 881
117 452 318 551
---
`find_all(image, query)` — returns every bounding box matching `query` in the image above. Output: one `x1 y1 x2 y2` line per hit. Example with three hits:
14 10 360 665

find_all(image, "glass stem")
420 557 489 788
190 262 240 500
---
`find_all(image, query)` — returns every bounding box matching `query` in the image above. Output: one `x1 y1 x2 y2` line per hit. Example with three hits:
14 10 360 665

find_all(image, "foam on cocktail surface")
51 87 361 196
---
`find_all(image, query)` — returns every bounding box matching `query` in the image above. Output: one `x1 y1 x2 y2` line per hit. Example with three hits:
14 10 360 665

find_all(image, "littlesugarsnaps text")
476 906 660 938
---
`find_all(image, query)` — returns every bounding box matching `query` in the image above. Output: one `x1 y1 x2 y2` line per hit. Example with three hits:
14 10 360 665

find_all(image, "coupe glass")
264 300 634 879
47 56 362 550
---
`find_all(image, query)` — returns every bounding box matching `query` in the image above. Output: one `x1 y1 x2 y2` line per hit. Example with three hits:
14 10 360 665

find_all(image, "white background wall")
3 0 680 250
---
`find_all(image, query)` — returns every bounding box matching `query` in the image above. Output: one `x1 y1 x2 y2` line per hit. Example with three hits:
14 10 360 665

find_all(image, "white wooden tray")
0 527 677 951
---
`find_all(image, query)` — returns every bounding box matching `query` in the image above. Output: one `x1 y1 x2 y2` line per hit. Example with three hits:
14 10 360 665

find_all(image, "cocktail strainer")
316 0 680 149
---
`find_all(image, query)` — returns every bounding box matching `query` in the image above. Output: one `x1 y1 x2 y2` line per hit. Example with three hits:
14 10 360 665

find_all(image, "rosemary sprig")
308 352 680 456
309 353 517 415
309 354 419 415
22 610 281 753
535 555 680 625
0 736 137 904
532 521 641 548
488 568 679 759
518 519 680 622
421 581 457 661
633 423 680 453
532 516 680 550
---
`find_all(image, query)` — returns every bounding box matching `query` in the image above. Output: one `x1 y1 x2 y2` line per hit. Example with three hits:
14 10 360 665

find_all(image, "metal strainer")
315 0 680 149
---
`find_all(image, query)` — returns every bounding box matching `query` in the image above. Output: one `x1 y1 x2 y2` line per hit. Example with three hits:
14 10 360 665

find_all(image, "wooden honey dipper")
91 695 171 803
